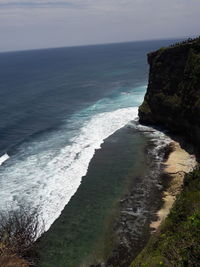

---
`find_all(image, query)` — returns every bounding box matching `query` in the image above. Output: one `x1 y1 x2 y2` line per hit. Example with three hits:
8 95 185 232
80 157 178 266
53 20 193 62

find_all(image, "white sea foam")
132 123 173 179
0 153 9 166
0 107 138 231
134 123 172 149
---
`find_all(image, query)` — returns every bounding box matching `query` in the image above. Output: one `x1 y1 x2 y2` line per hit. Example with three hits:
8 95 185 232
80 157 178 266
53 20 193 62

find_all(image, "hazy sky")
0 0 200 52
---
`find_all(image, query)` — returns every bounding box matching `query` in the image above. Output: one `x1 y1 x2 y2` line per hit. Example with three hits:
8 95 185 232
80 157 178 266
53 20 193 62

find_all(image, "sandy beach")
150 141 197 230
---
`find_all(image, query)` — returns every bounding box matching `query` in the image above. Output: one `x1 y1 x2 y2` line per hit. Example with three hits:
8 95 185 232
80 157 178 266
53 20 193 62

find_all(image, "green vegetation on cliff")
130 166 200 267
133 37 200 267
139 36 200 148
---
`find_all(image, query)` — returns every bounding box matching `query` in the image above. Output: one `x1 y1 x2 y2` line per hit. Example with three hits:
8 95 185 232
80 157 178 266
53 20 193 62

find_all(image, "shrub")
0 206 44 264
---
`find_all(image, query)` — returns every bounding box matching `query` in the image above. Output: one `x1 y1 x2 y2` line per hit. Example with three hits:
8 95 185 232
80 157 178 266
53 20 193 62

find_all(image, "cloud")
0 0 199 51
0 1 78 8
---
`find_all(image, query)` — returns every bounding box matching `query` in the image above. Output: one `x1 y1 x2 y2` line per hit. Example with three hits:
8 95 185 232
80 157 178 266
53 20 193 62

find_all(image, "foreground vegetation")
0 206 43 266
130 165 200 267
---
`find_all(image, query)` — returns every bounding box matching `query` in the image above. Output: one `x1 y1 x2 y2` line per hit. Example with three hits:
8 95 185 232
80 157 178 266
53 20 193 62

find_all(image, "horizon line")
0 35 195 54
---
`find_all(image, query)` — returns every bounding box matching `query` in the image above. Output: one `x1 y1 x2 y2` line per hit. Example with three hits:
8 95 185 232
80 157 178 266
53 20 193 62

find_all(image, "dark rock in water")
90 172 163 267
92 140 174 267
139 37 200 151
96 166 167 266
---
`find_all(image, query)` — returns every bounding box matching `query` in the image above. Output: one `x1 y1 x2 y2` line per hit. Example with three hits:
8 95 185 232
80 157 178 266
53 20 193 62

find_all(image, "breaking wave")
0 107 138 231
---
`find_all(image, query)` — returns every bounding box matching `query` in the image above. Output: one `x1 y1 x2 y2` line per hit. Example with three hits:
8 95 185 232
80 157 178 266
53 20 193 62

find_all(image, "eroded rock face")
139 37 200 148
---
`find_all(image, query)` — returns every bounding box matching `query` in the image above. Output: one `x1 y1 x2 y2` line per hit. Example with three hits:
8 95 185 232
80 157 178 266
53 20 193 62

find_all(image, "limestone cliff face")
139 37 200 147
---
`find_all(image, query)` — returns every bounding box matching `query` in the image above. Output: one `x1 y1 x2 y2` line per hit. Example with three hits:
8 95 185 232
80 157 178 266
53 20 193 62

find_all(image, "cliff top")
149 36 200 55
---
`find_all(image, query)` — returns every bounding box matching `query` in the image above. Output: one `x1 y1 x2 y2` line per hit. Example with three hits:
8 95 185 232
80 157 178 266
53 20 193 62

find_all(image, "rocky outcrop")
139 37 200 148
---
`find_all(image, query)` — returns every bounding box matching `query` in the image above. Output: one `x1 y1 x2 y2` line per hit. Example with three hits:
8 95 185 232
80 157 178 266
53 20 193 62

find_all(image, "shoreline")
99 134 197 267
37 128 197 267
97 127 174 267
150 141 197 230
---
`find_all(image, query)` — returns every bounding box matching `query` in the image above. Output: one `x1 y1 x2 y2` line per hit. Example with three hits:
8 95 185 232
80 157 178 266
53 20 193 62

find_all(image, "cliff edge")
139 37 200 147
130 38 200 267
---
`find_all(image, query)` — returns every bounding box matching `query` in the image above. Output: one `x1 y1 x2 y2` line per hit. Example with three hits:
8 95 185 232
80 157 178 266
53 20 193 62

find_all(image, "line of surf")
0 107 139 232
0 153 9 166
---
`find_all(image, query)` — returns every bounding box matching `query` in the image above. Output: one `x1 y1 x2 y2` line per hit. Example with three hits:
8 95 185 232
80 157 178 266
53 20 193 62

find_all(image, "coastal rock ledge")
139 37 200 149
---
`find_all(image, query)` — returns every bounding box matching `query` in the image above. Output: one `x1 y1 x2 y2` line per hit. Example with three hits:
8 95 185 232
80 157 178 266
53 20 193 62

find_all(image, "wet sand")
150 141 197 230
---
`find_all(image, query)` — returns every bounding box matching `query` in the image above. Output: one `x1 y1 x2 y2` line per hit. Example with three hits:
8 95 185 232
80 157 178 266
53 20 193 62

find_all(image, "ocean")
0 39 178 266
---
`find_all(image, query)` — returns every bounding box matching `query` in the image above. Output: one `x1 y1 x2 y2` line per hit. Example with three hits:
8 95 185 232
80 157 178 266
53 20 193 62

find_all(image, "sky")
0 0 200 52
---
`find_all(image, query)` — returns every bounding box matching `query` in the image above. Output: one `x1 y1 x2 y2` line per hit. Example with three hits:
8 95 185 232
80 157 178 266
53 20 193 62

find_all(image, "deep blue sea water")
0 39 177 232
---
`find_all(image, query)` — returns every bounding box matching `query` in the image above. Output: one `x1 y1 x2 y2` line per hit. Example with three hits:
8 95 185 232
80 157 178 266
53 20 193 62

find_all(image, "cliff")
139 37 200 149
130 38 200 266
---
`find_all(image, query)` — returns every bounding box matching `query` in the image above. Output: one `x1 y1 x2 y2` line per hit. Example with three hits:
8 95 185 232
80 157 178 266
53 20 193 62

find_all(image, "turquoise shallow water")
0 39 180 266
0 39 178 229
